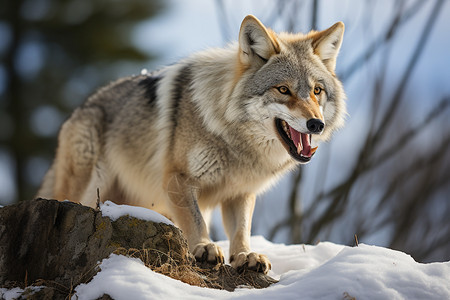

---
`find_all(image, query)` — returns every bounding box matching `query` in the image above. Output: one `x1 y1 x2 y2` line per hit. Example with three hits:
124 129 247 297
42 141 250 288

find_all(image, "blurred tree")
0 0 164 203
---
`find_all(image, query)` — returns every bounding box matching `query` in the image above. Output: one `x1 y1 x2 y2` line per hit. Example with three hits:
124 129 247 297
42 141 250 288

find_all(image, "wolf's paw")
230 252 272 274
192 242 225 265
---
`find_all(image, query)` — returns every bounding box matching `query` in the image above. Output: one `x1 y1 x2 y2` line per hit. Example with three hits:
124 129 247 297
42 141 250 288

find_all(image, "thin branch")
264 0 291 28
368 96 450 169
376 134 450 213
311 0 319 30
267 169 303 242
370 0 445 147
339 0 426 81
356 134 450 253
388 147 450 253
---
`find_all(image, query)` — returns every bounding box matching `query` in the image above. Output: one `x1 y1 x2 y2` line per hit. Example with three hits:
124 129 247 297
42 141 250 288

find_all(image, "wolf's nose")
307 119 324 133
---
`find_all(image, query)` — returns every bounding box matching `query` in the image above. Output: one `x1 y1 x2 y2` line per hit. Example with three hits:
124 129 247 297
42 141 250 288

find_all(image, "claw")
230 252 271 274
193 242 225 266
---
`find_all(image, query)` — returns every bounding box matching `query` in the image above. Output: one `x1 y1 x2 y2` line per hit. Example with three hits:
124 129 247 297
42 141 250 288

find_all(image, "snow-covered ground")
2 203 449 300
73 237 450 299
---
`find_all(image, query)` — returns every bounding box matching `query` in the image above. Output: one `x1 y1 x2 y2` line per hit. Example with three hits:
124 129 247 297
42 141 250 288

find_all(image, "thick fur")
37 15 346 274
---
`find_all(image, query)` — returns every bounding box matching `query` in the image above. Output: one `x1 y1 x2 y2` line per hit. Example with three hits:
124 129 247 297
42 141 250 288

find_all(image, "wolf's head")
230 15 346 164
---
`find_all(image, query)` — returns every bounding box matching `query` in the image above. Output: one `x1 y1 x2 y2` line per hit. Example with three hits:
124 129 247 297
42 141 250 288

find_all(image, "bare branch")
368 96 450 169
370 0 445 146
311 0 319 30
339 0 426 81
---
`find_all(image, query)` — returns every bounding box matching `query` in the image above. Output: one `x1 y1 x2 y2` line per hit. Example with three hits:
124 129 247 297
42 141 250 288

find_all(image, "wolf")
37 15 346 274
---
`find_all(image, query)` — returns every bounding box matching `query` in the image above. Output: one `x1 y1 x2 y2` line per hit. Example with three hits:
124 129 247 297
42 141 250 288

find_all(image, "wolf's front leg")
221 194 271 274
165 173 224 265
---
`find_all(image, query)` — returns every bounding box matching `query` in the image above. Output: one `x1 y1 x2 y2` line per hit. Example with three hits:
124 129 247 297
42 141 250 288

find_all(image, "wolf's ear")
312 22 345 73
239 15 280 67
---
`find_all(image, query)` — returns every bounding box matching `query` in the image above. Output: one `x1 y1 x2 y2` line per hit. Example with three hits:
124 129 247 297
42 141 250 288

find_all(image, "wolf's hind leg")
77 162 114 208
222 194 271 274
165 173 224 265
52 109 102 204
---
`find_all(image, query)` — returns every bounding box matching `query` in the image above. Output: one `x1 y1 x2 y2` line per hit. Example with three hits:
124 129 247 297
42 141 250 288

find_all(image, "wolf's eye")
314 86 322 95
277 86 291 95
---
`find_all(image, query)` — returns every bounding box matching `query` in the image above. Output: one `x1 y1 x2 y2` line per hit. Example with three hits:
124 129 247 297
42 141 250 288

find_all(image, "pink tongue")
288 125 312 157
289 127 301 149
301 133 312 157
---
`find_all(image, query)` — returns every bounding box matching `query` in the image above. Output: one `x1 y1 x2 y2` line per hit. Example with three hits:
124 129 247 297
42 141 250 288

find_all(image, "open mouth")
275 118 318 163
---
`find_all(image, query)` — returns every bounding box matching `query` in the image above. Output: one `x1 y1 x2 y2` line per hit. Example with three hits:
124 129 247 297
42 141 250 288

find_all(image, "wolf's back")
36 73 170 203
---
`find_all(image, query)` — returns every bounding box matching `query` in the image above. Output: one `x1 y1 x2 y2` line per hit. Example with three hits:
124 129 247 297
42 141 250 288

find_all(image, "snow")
99 200 173 225
0 286 44 300
73 235 450 300
0 287 24 300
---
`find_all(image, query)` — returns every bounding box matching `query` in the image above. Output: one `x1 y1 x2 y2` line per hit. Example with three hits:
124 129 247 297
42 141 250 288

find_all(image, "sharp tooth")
297 137 303 155
311 146 318 155
282 121 291 138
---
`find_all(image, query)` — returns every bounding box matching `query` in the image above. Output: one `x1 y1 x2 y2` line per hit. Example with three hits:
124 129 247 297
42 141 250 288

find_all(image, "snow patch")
74 254 223 300
0 286 44 300
0 287 23 300
72 236 450 299
100 200 173 225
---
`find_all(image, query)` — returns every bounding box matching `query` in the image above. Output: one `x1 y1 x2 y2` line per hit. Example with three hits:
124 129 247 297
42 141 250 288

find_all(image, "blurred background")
1 0 449 263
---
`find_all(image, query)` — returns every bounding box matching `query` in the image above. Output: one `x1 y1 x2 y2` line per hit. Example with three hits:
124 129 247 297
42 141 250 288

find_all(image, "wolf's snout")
307 119 324 133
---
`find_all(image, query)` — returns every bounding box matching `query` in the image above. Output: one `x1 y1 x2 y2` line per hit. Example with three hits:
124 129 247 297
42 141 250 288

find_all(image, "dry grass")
113 247 221 289
112 247 277 291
